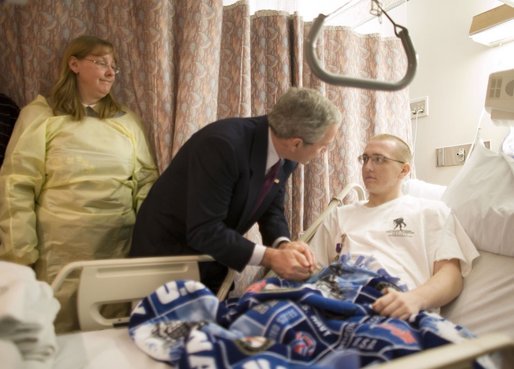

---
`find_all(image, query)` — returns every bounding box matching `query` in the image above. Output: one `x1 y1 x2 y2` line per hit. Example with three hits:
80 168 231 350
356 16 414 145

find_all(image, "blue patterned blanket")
128 256 493 369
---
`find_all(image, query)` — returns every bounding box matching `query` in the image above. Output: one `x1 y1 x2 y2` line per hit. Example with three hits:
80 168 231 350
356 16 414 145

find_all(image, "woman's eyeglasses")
358 154 405 165
84 58 120 75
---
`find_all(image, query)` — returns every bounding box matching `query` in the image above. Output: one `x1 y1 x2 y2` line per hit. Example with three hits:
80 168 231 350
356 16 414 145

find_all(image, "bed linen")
54 328 169 369
441 250 514 338
0 261 60 369
128 255 495 369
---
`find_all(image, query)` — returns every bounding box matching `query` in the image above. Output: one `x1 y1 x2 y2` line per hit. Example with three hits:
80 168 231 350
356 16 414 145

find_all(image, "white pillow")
442 139 514 256
402 178 446 201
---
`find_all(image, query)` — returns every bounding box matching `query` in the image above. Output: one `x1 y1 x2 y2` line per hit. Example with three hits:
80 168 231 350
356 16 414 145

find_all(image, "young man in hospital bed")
127 134 494 369
308 133 479 319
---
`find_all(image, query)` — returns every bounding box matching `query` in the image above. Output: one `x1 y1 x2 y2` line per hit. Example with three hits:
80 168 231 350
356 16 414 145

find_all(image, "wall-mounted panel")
436 141 490 167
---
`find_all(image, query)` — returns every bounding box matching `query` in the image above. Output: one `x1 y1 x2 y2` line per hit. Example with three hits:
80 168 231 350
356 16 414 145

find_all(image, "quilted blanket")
128 255 493 369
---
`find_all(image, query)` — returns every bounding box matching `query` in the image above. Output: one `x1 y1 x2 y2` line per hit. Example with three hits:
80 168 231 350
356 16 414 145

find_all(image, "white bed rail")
52 255 234 331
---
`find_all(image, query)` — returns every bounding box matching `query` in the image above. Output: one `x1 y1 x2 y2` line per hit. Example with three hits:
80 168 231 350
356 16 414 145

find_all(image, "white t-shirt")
309 195 479 290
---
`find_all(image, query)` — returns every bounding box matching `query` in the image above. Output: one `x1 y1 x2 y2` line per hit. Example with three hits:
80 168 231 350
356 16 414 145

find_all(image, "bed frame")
51 182 514 369
51 255 234 331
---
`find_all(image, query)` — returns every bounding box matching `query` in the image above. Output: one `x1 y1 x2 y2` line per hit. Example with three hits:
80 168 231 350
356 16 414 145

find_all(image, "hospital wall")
406 0 514 185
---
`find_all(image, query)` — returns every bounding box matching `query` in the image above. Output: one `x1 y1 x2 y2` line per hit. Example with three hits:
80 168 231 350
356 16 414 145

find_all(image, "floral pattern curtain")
0 0 411 271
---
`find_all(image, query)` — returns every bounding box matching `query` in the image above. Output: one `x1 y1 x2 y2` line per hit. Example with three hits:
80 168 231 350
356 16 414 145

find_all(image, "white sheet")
0 339 22 369
0 262 60 369
54 328 170 369
441 251 514 338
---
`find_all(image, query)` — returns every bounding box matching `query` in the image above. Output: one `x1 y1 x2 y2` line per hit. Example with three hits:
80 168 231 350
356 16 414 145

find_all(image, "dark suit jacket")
0 93 20 167
130 116 297 272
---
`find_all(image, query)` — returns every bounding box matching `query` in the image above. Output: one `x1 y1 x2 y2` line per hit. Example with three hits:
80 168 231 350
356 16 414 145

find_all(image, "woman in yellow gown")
0 35 158 332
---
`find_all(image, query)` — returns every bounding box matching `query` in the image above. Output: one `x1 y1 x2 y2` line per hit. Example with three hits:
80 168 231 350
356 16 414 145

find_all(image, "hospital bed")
46 180 514 369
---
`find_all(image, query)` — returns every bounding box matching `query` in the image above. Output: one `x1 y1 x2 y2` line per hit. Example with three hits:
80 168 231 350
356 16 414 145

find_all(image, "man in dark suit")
0 93 20 167
130 87 341 291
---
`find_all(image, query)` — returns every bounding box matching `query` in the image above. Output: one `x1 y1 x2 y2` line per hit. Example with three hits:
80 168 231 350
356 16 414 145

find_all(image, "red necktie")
253 160 281 213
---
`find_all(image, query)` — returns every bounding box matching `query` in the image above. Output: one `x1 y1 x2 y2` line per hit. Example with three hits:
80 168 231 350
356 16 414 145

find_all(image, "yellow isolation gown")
0 95 159 332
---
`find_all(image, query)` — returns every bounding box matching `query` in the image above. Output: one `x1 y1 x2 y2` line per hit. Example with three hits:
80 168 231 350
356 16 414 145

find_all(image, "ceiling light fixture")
469 4 514 47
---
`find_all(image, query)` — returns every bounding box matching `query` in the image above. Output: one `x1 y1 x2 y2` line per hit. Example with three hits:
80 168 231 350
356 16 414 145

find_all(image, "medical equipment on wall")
484 68 514 157
305 0 417 91
485 68 514 126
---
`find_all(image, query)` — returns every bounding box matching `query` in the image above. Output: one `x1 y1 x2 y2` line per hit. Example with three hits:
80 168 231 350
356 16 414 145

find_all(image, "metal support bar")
304 1 417 91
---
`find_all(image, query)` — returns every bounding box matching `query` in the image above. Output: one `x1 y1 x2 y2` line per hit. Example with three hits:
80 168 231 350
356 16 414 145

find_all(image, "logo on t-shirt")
387 217 414 237
332 234 346 262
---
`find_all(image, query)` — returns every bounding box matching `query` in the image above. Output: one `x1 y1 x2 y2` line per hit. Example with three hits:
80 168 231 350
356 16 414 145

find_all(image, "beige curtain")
0 0 411 253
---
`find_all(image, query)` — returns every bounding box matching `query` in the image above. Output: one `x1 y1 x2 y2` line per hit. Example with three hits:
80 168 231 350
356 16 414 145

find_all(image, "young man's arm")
372 258 463 320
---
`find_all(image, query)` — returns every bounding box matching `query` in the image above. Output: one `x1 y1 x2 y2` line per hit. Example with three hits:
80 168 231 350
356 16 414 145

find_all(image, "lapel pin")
274 179 280 184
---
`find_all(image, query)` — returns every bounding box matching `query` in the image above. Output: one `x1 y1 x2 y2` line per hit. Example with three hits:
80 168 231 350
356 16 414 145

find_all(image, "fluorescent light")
469 4 514 46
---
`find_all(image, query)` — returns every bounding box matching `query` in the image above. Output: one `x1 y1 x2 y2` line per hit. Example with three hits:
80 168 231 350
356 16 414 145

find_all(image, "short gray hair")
268 87 341 144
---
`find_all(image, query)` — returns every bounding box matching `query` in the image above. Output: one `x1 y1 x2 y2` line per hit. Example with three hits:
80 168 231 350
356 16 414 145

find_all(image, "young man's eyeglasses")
84 58 121 75
358 154 405 165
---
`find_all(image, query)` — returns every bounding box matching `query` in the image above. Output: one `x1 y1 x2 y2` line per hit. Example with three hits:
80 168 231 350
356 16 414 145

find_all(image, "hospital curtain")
0 0 410 251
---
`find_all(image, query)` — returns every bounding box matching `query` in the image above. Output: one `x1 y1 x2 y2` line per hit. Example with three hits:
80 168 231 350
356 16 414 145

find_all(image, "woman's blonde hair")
48 35 122 121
